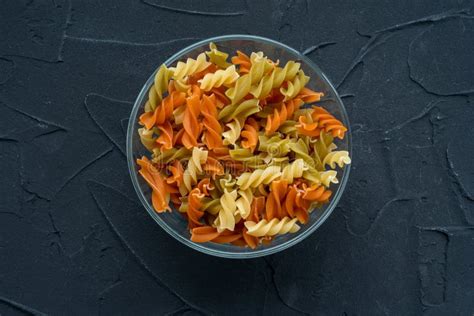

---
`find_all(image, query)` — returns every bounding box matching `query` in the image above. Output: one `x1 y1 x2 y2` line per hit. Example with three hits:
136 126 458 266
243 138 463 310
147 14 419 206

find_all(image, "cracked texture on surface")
0 0 473 314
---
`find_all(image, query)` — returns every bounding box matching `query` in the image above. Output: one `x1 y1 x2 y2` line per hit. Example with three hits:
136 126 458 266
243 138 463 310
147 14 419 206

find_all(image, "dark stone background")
1 0 473 315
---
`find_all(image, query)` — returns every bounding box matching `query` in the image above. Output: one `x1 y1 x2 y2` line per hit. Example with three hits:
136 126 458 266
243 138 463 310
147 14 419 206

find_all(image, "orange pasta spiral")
203 156 225 178
231 51 251 73
201 94 223 149
137 157 170 212
283 184 310 223
297 87 324 103
297 106 347 139
166 160 184 188
197 178 214 196
155 121 174 151
187 188 205 228
296 115 321 137
310 106 347 139
140 91 186 130
301 183 332 202
240 117 259 152
265 98 303 135
182 90 202 149
190 226 242 243
265 180 289 220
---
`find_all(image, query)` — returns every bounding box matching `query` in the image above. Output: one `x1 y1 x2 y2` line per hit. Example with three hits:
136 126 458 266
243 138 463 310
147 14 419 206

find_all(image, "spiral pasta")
137 157 170 212
235 188 253 219
140 91 186 130
265 98 303 135
136 42 350 248
258 135 291 158
283 185 309 223
138 127 157 151
323 150 351 169
218 99 260 123
171 53 211 80
265 180 289 220
156 121 174 151
167 160 185 194
225 73 251 105
301 183 332 203
224 54 272 105
201 197 221 215
214 189 238 232
231 51 251 73
182 92 202 149
312 131 336 170
280 70 310 101
145 64 174 112
249 52 274 84
152 147 190 164
240 117 259 152
187 188 205 228
183 147 208 192
203 156 224 178
236 165 281 190
288 138 315 167
206 42 231 69
303 169 338 187
311 106 348 139
199 65 239 91
244 217 300 237
297 87 324 103
222 119 242 146
249 60 301 100
201 94 223 150
281 158 308 183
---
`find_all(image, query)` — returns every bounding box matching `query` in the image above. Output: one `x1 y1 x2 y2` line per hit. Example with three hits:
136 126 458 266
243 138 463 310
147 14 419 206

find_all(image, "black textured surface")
1 1 473 315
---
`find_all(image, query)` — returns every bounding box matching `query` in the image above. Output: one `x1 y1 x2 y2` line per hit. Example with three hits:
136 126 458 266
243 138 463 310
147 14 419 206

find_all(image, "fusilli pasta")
136 42 350 249
171 53 211 80
236 166 281 190
183 147 208 192
244 217 300 237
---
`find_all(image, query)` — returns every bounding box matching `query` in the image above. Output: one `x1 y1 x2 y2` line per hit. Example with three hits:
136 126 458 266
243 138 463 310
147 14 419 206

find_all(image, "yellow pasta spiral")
183 147 208 192
323 150 351 169
249 52 273 84
244 217 300 237
280 70 310 101
214 189 238 232
171 53 211 80
303 169 338 187
234 188 253 219
206 42 231 69
138 127 156 151
249 60 301 100
199 65 239 91
225 73 251 105
145 64 174 112
225 53 272 104
173 78 191 93
218 99 260 123
222 119 242 146
281 158 308 183
312 131 336 171
236 166 282 190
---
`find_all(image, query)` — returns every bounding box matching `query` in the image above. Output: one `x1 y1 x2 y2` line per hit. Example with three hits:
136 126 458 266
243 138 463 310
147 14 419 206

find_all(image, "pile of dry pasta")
136 42 350 249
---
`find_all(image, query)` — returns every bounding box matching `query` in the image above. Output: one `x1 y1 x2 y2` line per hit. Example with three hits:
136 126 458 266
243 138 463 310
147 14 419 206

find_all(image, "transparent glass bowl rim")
126 34 352 259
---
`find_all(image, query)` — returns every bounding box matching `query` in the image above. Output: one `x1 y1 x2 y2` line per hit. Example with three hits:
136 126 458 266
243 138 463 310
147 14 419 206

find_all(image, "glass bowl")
127 35 351 259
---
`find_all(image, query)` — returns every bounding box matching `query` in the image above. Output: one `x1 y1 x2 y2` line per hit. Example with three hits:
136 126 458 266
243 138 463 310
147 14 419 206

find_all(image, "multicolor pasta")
136 42 351 248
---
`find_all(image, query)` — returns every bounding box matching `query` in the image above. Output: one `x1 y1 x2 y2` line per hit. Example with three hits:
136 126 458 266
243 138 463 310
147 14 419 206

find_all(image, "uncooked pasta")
136 42 350 249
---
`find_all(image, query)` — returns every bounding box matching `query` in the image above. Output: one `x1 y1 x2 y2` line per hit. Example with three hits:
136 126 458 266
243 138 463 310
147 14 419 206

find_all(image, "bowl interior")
127 35 351 258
